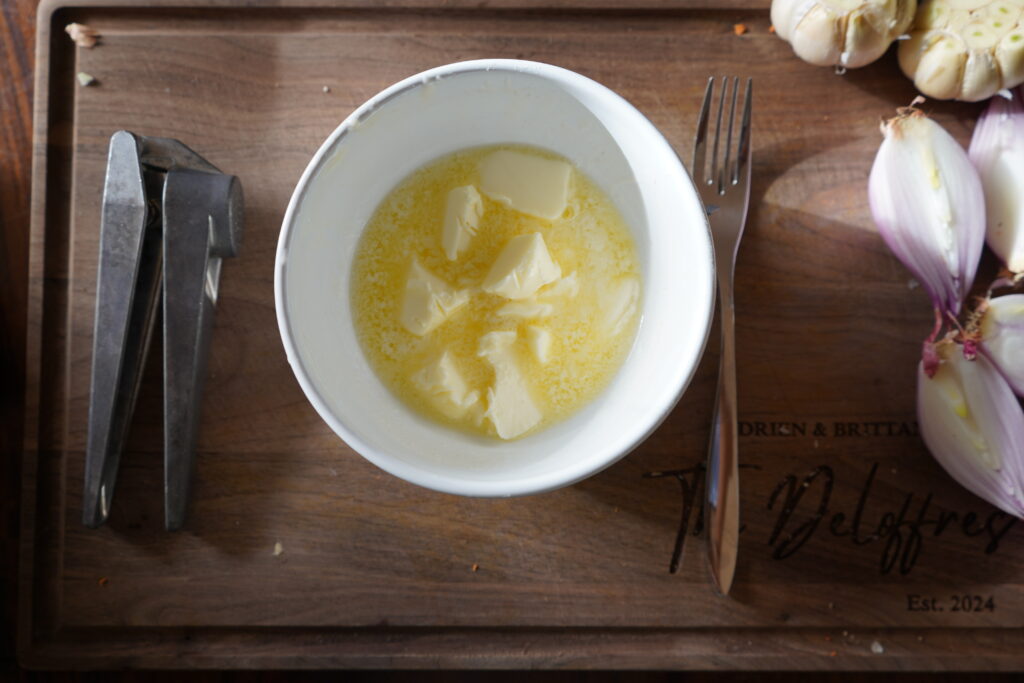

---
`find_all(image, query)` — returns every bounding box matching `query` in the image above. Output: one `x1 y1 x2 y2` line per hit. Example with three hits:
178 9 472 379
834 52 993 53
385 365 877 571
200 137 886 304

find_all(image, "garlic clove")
962 48 1003 100
918 346 1024 517
789 4 845 67
911 34 970 100
869 106 986 315
980 293 1024 395
897 30 930 75
968 85 1024 273
998 30 1024 85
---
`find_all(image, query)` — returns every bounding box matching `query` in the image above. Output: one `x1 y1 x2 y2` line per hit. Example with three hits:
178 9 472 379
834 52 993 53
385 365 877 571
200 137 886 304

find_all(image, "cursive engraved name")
646 460 1018 576
644 463 760 574
767 462 1017 575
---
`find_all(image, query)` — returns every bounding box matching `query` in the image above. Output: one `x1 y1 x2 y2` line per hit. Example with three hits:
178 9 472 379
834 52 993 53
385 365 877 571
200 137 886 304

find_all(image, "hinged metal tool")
83 131 243 531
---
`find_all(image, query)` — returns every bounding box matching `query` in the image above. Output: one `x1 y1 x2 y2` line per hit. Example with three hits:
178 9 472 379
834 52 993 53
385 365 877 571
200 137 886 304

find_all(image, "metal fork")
692 76 752 596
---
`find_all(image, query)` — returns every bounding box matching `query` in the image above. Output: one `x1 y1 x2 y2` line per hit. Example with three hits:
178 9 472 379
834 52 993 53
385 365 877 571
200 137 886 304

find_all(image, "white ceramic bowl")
275 59 713 497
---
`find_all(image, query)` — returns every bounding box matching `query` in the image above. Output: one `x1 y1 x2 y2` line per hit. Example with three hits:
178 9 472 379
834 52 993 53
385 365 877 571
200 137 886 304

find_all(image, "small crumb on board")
77 72 96 87
733 23 748 36
66 23 99 48
273 541 284 556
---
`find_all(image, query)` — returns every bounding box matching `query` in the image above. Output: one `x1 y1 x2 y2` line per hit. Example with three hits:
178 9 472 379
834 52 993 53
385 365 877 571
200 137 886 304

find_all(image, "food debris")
273 541 284 556
824 635 832 642
65 23 99 48
471 563 479 572
908 279 920 290
77 72 96 87
322 85 331 93
768 25 776 34
98 576 109 587
829 650 837 657
734 24 748 36
871 640 885 655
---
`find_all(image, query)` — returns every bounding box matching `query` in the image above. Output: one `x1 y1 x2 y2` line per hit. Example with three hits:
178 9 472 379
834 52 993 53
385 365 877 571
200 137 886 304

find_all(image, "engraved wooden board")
20 0 1024 669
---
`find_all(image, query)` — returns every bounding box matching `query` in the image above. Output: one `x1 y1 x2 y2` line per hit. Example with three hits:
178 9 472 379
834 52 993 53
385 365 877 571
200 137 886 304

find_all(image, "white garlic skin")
772 0 918 68
899 0 1024 102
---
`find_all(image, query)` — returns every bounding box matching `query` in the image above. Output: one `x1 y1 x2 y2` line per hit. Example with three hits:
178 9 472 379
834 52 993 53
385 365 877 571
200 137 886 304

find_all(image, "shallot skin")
869 109 986 316
968 86 1024 274
981 294 1024 397
918 348 1024 519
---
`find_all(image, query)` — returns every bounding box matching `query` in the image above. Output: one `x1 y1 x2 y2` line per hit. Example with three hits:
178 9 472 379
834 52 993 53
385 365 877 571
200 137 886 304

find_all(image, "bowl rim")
275 58 715 497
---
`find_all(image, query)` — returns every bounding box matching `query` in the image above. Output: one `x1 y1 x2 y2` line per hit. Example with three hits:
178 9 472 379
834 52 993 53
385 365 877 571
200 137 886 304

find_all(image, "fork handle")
706 276 740 595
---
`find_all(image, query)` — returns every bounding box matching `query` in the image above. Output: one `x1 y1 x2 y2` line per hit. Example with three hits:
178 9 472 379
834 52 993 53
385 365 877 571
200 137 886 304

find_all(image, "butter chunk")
496 301 554 319
525 326 552 364
400 260 470 336
479 150 571 220
412 351 480 419
442 185 484 261
602 275 640 336
482 233 561 300
539 271 579 300
478 331 542 439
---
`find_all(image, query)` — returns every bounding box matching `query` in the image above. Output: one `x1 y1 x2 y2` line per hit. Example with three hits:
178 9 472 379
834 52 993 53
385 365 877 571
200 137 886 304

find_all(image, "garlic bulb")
772 0 917 68
869 104 986 315
918 343 1024 517
968 86 1024 272
899 0 1024 102
981 293 1024 394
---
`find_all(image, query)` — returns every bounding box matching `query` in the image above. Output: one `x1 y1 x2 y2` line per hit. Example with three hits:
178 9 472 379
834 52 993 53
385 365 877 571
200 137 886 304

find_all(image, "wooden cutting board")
20 0 1024 670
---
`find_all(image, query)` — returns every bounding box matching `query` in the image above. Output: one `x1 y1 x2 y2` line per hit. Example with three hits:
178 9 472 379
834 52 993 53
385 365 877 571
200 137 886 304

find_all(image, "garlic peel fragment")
869 106 986 315
772 0 917 68
918 347 1024 518
968 86 1024 273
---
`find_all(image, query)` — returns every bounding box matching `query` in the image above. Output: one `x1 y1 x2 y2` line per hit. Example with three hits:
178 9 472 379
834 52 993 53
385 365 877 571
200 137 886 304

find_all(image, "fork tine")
691 77 714 183
735 78 753 184
709 76 727 192
721 77 739 192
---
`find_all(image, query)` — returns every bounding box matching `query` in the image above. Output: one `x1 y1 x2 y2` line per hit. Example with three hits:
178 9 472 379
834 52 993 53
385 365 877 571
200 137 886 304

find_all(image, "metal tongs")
83 131 243 531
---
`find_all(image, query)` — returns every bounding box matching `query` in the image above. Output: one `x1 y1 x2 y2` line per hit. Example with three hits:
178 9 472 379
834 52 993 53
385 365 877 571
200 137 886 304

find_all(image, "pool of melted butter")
351 144 642 440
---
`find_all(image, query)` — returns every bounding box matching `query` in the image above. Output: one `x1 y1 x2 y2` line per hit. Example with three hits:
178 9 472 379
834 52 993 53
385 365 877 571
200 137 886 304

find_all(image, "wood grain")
18 0 1024 671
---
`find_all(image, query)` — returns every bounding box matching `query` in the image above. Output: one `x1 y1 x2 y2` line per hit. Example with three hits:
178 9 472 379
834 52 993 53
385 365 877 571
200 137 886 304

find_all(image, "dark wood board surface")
17 0 1024 671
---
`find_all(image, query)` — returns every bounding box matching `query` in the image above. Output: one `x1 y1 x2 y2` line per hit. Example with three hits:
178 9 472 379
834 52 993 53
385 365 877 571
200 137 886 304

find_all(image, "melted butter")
350 145 641 439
